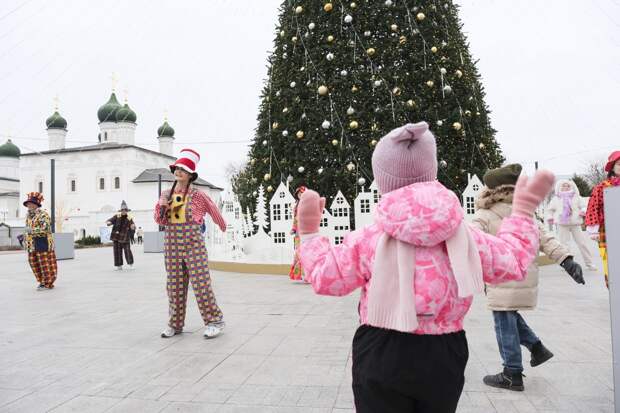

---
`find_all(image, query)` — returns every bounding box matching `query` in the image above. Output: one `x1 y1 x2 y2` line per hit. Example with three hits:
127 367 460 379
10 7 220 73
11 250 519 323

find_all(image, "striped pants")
28 251 57 288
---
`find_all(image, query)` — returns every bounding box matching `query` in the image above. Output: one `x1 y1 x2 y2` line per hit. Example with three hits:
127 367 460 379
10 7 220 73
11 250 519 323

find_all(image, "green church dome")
0 139 21 158
158 121 175 137
116 103 137 123
97 93 122 123
45 111 67 129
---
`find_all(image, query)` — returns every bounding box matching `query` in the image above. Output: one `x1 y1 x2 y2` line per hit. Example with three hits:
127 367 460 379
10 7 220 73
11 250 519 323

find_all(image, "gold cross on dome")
123 88 129 103
53 95 59 111
164 109 169 122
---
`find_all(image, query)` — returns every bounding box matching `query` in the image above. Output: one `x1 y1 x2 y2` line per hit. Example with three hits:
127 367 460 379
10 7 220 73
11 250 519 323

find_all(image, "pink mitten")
512 170 555 218
297 190 326 234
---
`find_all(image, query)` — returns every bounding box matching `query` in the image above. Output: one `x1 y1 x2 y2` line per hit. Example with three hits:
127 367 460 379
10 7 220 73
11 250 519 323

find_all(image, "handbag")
33 236 49 252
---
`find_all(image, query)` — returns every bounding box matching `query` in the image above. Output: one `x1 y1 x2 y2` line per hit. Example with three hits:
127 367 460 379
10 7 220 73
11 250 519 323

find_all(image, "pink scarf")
558 190 574 225
367 221 484 333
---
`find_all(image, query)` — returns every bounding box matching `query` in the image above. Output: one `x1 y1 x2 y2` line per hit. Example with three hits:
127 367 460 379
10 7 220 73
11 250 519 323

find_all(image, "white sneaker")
161 326 182 338
586 265 598 271
203 322 225 339
127 264 134 270
114 266 123 271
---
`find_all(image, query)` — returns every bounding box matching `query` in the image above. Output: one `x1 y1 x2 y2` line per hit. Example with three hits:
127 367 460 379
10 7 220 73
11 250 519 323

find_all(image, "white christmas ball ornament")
308 22 316 30
253 191 258 197
262 140 268 146
440 67 447 74
437 120 444 126
282 130 289 137
290 81 296 88
358 177 366 186
318 167 324 174
340 69 348 76
374 80 382 87
385 0 393 6
344 14 353 23
439 160 448 168
443 85 452 93
295 6 303 14
322 120 331 129
347 106 355 115
326 52 334 61
347 162 356 171
298 166 305 173
364 30 371 37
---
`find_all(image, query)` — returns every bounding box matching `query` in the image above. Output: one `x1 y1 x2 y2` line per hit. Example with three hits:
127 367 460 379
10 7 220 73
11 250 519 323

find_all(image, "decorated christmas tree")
234 0 504 212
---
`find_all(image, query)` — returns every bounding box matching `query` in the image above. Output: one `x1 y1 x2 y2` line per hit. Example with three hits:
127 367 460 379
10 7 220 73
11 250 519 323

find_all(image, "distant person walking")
136 227 144 244
106 201 136 270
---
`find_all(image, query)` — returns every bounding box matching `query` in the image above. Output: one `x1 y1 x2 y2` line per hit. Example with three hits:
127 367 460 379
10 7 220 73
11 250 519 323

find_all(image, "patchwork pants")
113 241 134 267
28 251 57 288
165 222 223 331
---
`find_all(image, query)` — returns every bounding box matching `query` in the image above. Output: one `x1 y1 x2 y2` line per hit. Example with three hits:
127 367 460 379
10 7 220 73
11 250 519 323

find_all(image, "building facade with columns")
13 91 222 238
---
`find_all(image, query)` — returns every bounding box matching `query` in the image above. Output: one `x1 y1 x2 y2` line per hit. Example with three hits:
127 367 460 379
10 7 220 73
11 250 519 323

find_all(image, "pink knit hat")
371 122 437 194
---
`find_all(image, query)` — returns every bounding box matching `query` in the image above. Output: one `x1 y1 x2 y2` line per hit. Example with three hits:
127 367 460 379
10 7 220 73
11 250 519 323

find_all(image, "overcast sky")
1 0 618 187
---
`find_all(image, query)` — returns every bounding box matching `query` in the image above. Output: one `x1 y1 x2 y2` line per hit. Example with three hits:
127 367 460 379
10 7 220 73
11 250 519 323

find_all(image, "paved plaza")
0 242 614 412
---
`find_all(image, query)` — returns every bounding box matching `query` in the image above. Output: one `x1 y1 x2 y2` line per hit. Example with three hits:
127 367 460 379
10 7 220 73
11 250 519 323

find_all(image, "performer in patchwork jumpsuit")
154 149 227 339
22 192 57 290
586 150 620 288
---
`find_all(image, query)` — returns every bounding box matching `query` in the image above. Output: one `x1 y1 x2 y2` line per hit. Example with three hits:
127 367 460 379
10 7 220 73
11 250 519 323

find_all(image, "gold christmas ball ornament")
399 35 407 45
370 139 378 146
406 99 416 108
272 121 279 129
465 110 472 116
349 120 359 129
295 6 303 14
346 162 356 172
351 85 359 92
292 36 298 43
332 139 339 146
476 111 481 116
327 35 334 43
416 12 425 21
479 143 485 149
267 185 274 192
251 177 257 183
250 159 256 165
426 80 434 87
371 123 379 131
366 47 376 56
431 46 438 53
350 2 357 8
324 2 333 12
455 69 463 78
282 107 289 113
452 122 462 131
392 87 401 96
390 24 398 32
296 130 305 139
264 173 271 181
318 85 329 95
279 30 285 38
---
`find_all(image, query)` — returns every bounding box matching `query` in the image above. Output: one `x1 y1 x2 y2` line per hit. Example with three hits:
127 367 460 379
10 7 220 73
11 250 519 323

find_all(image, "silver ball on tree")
347 106 355 115
308 22 316 30
253 191 258 197
262 140 268 146
439 160 448 168
374 80 382 87
364 30 371 37
346 162 356 172
298 166 305 173
440 67 447 74
282 130 289 137
326 52 334 61
322 120 331 129
344 14 353 23
437 120 444 126
340 69 348 76
358 177 366 186
318 167 324 174
290 81 296 88
385 0 393 6
443 85 452 94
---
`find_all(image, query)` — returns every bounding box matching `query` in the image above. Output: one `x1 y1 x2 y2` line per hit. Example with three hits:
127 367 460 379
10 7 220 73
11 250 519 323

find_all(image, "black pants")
113 241 134 267
352 325 468 413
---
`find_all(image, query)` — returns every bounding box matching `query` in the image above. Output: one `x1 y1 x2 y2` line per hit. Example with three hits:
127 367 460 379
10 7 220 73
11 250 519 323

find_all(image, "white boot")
114 266 123 271
203 322 225 339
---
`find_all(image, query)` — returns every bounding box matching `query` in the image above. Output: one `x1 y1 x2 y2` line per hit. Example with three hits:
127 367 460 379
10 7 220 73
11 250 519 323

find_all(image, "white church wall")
0 157 19 182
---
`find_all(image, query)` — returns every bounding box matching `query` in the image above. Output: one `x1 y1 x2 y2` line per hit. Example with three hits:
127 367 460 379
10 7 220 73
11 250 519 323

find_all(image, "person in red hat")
154 149 228 339
289 186 307 282
22 192 57 290
585 150 620 288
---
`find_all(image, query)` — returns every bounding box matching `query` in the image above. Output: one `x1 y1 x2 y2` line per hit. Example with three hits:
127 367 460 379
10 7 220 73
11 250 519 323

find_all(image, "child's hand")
297 190 326 234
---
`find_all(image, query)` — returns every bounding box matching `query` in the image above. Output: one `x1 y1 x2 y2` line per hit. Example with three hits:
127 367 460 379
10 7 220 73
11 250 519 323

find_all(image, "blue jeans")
492 311 540 373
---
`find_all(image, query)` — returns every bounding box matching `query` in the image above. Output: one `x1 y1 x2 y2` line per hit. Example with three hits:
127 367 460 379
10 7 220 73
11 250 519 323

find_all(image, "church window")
104 132 108 141
114 177 120 189
70 180 76 192
37 181 43 193
99 178 105 190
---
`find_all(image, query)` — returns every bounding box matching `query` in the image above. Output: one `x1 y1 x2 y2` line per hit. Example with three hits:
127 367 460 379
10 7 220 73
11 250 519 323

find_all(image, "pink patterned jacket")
299 181 540 335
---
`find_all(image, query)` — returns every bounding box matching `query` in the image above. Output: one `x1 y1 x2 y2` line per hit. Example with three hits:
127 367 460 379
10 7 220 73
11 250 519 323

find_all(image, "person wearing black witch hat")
106 200 136 270
23 192 57 290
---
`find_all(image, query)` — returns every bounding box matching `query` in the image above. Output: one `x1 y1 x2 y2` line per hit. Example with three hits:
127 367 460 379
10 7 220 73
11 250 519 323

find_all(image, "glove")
560 257 585 285
297 190 326 234
512 170 555 218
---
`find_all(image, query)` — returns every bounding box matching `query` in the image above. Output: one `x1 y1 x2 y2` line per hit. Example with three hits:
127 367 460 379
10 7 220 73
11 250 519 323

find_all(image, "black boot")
483 368 524 391
530 341 554 367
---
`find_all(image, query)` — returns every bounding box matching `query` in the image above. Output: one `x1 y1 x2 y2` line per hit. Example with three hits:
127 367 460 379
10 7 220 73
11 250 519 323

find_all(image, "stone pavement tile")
192 383 239 403
235 335 285 356
105 398 170 413
159 381 209 403
488 399 520 413
159 401 223 412
152 353 230 383
296 386 339 408
456 407 497 413
218 405 330 413
462 392 494 409
47 395 121 412
200 355 267 385
245 356 345 387
0 391 78 413
163 333 253 355
128 383 176 400
0 389 32 409
334 385 354 410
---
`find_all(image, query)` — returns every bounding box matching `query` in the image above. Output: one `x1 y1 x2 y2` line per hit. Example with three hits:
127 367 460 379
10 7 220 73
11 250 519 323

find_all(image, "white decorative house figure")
354 180 380 229
329 190 351 245
269 182 295 247
462 174 483 221
219 190 244 259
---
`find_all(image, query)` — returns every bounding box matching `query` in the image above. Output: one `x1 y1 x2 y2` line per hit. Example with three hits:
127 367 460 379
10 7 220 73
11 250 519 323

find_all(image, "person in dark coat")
106 200 136 270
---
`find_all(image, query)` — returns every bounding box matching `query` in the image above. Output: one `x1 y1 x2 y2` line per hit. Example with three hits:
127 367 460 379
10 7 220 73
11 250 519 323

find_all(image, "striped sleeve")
193 190 226 231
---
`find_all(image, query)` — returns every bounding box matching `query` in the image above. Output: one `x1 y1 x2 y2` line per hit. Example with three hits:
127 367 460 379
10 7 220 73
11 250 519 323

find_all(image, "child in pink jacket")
296 122 554 413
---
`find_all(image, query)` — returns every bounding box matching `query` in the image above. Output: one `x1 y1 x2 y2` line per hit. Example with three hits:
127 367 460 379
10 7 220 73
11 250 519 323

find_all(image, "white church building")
7 91 222 238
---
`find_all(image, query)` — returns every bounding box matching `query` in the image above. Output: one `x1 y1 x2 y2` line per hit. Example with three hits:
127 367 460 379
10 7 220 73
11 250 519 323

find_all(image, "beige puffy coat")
471 185 570 311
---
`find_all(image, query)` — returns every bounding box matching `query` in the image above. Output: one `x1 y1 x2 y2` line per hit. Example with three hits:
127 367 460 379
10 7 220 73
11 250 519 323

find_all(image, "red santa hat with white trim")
170 148 200 181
